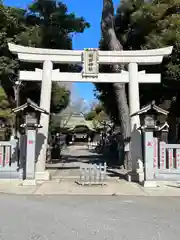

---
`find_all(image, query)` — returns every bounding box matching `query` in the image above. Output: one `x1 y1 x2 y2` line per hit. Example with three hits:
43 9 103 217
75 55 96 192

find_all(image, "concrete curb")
0 179 180 196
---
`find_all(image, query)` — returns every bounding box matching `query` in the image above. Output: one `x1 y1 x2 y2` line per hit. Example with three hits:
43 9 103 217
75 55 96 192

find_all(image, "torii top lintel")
8 43 173 65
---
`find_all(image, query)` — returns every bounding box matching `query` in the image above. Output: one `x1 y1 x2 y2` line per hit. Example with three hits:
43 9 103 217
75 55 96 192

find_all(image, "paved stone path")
0 195 180 240
47 144 108 179
47 144 101 168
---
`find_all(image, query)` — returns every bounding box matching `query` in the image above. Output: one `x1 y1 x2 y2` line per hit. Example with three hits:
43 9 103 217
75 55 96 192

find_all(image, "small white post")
128 62 142 179
36 60 53 180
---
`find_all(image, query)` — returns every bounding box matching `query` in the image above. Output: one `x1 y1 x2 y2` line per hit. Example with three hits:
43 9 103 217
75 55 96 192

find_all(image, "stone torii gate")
8 43 173 180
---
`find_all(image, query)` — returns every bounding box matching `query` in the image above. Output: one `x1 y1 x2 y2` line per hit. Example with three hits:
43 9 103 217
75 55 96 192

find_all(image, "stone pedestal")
35 171 51 181
143 181 157 188
126 171 144 183
127 157 144 183
22 179 37 186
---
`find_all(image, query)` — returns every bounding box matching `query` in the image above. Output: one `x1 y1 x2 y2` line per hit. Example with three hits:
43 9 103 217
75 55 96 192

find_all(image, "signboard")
82 49 99 77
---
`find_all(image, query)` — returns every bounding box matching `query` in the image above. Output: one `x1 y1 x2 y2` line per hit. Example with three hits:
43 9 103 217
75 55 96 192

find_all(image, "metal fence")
88 141 98 150
79 162 107 185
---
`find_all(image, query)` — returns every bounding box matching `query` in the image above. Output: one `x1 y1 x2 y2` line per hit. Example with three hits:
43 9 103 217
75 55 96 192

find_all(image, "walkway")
46 144 110 180
47 144 103 167
0 194 180 240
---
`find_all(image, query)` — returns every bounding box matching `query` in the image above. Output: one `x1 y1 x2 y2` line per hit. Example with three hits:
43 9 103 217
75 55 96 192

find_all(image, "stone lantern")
12 98 49 182
131 101 169 185
131 101 169 130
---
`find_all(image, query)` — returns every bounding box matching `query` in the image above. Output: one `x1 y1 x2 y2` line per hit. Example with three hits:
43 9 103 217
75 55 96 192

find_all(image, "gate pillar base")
143 181 157 188
35 171 51 181
126 171 144 183
23 179 36 186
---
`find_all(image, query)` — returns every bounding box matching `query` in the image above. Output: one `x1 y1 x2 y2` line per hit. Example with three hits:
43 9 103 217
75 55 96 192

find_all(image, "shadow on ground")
47 158 126 179
46 144 126 179
48 154 121 168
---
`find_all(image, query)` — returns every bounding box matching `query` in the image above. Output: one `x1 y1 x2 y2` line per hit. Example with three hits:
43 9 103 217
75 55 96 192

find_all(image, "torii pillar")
37 61 53 179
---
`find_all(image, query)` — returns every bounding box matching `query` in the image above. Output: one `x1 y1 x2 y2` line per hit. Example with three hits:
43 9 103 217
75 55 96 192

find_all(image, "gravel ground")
0 195 180 240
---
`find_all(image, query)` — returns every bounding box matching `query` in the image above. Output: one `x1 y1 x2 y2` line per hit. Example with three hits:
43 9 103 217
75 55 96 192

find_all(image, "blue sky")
4 0 119 103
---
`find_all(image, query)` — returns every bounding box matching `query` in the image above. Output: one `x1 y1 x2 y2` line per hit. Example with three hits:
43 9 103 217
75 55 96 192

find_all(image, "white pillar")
128 62 142 179
128 62 140 129
36 60 53 180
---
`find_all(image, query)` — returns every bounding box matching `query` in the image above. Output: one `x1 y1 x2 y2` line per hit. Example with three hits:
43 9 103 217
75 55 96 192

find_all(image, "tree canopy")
0 0 90 117
84 103 111 130
96 0 180 122
85 103 105 121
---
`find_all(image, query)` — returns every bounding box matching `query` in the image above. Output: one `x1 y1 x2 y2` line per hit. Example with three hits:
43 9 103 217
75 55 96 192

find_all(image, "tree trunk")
101 0 132 170
167 97 178 144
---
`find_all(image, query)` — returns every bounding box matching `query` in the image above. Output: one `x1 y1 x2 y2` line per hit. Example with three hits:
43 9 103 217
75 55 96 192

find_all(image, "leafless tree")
59 98 89 128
